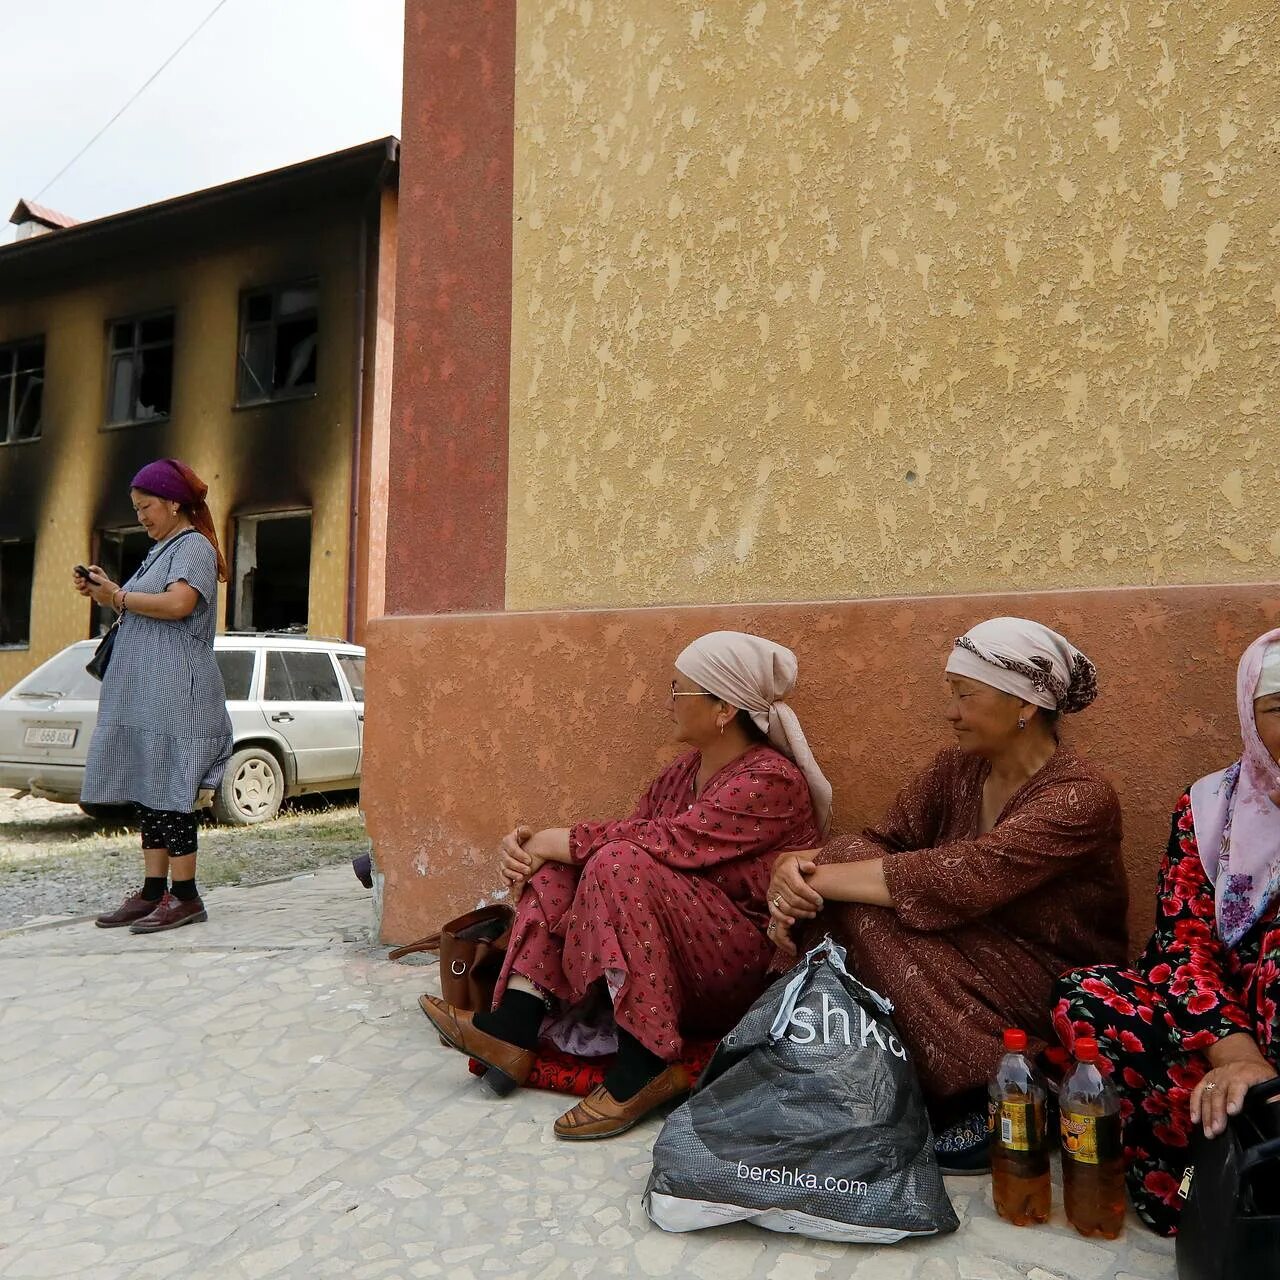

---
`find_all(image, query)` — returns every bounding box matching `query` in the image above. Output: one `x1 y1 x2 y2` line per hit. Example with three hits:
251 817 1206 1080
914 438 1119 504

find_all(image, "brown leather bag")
389 904 514 1012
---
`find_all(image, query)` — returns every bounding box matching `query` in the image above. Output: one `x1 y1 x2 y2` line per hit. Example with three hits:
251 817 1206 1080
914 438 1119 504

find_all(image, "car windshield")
11 647 102 701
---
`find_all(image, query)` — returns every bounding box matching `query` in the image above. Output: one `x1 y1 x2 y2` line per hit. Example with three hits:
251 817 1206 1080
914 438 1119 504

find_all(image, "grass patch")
0 802 369 888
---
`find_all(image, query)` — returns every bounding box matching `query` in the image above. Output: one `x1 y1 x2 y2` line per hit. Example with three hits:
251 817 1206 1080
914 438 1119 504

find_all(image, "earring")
719 722 726 735
1017 717 1026 730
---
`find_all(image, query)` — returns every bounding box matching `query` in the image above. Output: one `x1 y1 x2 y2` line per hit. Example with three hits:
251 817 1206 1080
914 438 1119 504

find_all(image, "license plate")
24 726 77 748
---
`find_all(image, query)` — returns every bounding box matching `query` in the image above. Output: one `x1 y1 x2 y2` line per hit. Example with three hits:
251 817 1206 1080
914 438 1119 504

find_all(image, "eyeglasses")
670 680 713 699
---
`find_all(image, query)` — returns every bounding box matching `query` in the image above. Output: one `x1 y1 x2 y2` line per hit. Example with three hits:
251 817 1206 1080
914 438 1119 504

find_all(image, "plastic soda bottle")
1059 1036 1126 1238
989 1028 1051 1225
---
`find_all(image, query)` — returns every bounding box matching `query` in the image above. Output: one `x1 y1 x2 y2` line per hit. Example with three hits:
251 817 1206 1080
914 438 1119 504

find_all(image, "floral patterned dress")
1053 790 1280 1236
493 744 820 1062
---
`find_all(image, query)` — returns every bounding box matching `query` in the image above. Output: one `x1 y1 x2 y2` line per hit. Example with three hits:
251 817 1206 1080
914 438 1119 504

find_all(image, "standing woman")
76 459 233 933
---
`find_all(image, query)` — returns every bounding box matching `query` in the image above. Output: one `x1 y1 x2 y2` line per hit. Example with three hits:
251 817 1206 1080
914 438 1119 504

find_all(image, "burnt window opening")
1 339 44 443
237 281 318 404
232 511 311 633
0 540 35 647
107 313 174 425
92 527 151 636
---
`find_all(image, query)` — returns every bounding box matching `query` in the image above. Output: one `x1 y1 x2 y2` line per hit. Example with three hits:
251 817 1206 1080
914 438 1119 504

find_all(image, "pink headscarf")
1189 628 1280 947
675 631 833 836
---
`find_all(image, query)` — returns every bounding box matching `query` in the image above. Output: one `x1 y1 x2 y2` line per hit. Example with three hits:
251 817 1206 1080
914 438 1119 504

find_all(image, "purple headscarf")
131 459 198 505
1189 628 1280 947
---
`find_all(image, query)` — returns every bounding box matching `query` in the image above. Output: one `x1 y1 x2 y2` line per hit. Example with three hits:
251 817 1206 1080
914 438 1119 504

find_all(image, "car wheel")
211 747 284 825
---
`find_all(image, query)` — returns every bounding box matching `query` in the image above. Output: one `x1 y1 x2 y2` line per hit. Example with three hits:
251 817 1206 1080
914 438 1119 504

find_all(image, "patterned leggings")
137 806 199 857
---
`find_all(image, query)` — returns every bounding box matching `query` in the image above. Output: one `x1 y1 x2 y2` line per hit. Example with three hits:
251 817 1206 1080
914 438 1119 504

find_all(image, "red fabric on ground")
468 1039 718 1097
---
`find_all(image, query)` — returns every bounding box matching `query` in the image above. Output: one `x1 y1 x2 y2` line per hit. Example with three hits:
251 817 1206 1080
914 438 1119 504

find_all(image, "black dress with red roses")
1053 790 1280 1236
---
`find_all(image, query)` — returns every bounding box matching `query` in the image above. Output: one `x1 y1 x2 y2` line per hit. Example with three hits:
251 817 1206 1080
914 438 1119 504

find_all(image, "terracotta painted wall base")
364 583 1280 951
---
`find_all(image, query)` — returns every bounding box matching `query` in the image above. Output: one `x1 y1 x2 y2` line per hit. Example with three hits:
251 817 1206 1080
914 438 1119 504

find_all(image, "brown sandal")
553 1064 691 1141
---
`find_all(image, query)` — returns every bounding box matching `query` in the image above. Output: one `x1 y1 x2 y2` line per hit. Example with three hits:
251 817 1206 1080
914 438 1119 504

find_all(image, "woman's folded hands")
500 824 539 892
767 851 824 955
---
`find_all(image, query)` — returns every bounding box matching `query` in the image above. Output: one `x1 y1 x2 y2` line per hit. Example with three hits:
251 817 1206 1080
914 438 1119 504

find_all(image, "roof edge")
0 136 398 265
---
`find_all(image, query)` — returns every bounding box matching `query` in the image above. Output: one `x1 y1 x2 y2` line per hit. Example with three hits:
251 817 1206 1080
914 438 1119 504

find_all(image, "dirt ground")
0 789 371 928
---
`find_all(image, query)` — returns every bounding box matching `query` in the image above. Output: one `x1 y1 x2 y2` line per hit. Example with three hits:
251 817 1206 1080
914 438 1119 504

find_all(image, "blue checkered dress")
81 530 233 813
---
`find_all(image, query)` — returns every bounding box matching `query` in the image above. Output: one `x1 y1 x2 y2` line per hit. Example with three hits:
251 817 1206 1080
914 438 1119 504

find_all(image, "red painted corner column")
385 0 516 614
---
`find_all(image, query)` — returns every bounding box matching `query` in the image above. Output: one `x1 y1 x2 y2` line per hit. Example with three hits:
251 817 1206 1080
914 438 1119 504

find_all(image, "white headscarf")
944 617 1098 713
675 630 832 835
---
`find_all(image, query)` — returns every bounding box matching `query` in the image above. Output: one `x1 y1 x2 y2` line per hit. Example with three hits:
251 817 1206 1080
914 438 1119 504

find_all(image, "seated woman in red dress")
421 630 830 1140
1054 628 1280 1235
768 617 1129 1171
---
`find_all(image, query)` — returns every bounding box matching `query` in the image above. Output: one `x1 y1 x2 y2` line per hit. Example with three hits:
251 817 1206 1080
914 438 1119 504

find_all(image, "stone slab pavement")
0 867 1176 1280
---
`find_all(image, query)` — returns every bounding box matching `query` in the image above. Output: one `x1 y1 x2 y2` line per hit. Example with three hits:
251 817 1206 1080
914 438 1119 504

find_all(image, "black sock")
471 990 545 1050
603 1029 666 1102
170 878 200 903
141 877 166 902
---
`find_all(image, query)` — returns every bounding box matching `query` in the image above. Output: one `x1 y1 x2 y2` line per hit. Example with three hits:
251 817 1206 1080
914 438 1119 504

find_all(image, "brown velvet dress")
812 745 1128 1102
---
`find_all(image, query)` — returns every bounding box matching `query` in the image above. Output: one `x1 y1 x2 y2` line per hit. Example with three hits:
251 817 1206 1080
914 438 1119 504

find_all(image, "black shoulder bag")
85 616 120 681
1176 1076 1280 1280
85 530 199 682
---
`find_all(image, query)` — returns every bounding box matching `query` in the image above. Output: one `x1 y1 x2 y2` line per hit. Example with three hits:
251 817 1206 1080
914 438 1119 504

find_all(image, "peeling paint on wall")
506 1 1280 610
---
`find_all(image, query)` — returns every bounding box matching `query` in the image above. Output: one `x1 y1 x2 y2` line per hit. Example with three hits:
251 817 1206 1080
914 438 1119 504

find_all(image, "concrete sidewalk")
0 868 1175 1279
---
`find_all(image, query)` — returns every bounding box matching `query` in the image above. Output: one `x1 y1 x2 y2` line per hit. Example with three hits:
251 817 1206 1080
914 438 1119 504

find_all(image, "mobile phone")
74 565 94 580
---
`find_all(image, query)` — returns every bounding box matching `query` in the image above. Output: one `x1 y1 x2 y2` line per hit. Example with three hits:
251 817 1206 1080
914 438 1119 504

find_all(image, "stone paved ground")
0 868 1176 1279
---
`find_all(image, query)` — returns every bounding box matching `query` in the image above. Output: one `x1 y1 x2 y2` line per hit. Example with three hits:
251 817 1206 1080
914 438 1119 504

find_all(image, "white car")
0 634 365 824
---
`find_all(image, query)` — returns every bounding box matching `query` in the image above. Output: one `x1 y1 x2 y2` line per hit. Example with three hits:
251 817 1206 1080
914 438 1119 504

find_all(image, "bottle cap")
1002 1028 1028 1052
1075 1037 1099 1063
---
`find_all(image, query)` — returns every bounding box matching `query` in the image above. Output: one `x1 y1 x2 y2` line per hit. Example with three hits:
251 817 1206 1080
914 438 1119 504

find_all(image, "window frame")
229 508 312 633
0 537 36 650
0 336 45 446
103 310 176 429
235 278 320 407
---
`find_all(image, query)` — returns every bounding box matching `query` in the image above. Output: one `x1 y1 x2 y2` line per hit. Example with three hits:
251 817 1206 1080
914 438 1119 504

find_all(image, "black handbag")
85 618 120 681
1176 1077 1280 1280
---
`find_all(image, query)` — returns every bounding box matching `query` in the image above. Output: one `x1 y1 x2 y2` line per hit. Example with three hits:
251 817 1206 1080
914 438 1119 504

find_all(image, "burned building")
0 138 398 691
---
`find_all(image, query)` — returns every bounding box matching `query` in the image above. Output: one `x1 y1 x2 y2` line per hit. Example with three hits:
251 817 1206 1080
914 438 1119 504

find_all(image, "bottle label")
988 1099 1046 1153
1060 1110 1122 1165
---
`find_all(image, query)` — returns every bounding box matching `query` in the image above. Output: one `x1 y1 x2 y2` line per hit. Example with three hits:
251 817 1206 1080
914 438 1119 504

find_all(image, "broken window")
232 511 311 632
0 339 44 443
0 540 35 647
106 313 174 425
92 527 151 636
237 281 318 403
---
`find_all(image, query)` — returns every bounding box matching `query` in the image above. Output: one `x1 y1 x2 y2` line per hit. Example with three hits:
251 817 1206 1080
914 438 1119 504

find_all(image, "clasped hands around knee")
500 825 573 894
767 851 824 955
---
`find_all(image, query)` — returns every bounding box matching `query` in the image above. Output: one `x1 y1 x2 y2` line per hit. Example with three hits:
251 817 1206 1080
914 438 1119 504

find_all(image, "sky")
1 0 404 236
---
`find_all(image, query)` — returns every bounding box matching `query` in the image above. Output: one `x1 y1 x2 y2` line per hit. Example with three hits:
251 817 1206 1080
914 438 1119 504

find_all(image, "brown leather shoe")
129 893 208 933
553 1064 691 1141
95 893 163 928
418 994 533 1096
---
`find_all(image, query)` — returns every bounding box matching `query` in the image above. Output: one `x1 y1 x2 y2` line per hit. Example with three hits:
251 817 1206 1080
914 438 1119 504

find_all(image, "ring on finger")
1203 1081 1217 1093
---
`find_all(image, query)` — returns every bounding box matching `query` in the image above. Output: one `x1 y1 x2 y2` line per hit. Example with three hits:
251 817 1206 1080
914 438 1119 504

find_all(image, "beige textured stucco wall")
506 0 1279 611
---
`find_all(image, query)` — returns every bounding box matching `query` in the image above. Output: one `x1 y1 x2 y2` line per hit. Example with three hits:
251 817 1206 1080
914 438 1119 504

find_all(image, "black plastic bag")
645 936 958 1243
1177 1076 1280 1280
